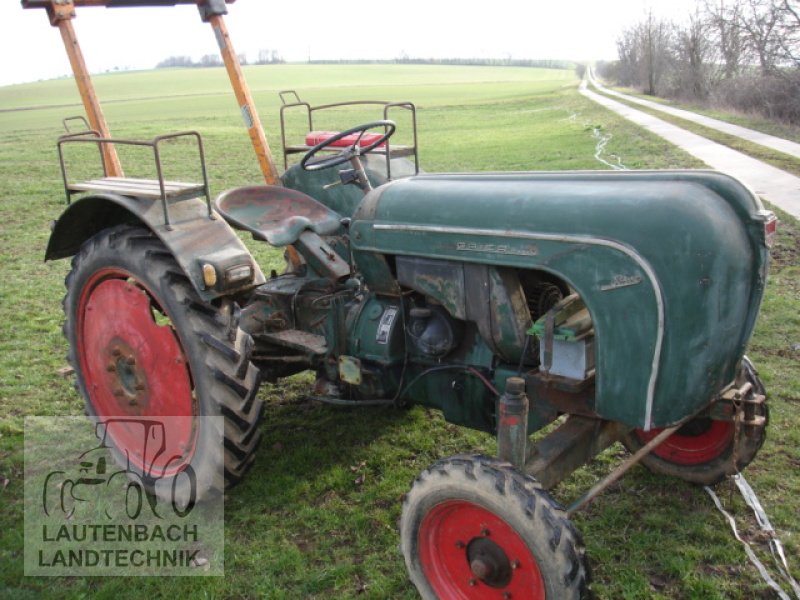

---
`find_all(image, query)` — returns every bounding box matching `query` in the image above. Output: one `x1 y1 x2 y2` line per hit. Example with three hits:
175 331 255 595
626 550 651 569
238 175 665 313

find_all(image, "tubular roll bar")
22 0 281 185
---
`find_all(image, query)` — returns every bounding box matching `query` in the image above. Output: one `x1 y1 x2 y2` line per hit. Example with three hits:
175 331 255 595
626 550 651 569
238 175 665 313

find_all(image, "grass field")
0 64 798 599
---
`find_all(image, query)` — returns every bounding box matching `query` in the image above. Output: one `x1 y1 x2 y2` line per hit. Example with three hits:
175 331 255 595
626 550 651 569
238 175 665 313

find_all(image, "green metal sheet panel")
351 170 770 430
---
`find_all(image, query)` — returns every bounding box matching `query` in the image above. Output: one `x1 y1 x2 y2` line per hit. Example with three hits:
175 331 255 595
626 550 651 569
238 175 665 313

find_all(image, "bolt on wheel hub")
467 537 513 587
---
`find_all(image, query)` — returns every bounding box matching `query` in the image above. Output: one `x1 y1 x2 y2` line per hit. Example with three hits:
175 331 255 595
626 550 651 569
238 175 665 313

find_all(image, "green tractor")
28 1 776 598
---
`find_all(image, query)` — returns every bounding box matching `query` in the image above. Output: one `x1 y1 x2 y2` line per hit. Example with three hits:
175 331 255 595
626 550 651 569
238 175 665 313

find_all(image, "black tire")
63 225 263 499
622 357 768 486
401 454 589 599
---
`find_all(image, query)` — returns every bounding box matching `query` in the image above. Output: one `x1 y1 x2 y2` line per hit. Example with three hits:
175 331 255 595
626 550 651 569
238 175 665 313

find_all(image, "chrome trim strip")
371 223 665 429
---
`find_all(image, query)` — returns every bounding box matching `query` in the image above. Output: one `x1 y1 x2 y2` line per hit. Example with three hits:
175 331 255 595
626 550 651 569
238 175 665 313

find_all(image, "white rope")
579 78 627 171
704 480 799 600
734 474 800 599
590 127 627 171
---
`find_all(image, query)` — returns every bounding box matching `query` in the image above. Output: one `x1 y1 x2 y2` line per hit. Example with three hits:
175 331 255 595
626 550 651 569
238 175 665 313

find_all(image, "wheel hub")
467 537 512 587
106 341 147 407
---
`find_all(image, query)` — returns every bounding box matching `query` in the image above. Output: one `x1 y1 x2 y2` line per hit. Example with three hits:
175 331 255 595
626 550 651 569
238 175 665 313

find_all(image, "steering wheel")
300 120 396 172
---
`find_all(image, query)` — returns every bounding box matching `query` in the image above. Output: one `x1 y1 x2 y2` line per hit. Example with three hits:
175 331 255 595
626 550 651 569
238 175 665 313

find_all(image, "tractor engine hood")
350 170 772 430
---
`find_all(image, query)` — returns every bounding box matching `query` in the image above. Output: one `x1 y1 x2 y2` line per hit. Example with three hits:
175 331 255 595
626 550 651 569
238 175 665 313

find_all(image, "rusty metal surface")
259 329 328 356
394 258 531 363
46 193 265 302
524 416 627 490
295 230 351 282
566 422 682 515
216 185 342 246
525 372 596 417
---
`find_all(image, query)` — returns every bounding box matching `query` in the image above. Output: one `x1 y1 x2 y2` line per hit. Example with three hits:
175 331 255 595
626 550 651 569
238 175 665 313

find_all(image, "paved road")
579 78 800 219
587 70 800 161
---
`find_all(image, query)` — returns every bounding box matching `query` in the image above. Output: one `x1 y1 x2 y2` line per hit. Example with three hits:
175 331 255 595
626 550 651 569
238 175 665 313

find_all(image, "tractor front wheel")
622 357 768 486
401 454 589 599
63 225 263 499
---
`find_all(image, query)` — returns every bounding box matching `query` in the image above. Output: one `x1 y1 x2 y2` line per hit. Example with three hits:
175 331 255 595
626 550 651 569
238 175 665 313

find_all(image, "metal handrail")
56 130 212 230
62 115 91 134
279 92 419 178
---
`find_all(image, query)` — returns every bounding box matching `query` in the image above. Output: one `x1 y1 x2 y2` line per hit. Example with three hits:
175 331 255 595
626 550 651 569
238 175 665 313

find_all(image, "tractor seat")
305 131 386 148
215 185 343 247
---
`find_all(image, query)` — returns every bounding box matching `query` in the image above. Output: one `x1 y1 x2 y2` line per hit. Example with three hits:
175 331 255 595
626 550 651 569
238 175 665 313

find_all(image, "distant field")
0 64 797 600
0 64 575 132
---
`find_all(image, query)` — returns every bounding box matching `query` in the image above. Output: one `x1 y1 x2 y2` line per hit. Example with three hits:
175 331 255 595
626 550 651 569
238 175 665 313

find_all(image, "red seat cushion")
305 131 385 148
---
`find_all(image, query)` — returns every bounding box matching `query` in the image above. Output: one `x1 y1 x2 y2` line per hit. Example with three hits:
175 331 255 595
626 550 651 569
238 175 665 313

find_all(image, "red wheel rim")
76 268 196 477
635 418 734 465
418 499 546 599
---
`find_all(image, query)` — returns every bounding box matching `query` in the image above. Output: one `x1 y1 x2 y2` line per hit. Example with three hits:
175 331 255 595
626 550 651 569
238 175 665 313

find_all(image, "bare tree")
739 0 784 73
613 11 673 94
673 10 718 98
615 26 641 86
256 49 285 65
705 0 748 78
608 0 800 123
638 10 674 95
776 0 800 65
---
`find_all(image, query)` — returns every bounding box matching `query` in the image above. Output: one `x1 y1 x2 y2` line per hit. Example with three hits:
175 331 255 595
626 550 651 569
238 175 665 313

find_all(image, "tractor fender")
46 193 265 302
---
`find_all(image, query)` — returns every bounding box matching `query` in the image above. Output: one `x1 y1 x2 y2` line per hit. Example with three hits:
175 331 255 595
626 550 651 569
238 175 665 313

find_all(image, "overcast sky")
1 0 698 88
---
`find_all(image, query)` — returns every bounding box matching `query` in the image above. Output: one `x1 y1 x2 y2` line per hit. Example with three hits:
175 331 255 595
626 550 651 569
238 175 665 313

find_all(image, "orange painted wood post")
52 3 123 176
206 14 280 185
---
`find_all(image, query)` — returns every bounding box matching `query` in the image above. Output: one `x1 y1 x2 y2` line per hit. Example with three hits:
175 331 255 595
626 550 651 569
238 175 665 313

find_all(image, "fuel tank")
350 170 772 430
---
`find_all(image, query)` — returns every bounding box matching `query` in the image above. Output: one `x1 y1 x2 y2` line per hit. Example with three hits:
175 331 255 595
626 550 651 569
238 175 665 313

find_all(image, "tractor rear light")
198 253 255 291
764 214 778 248
225 264 253 284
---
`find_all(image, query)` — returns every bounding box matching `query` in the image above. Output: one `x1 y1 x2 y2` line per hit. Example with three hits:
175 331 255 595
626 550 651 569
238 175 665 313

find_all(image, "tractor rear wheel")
63 225 263 498
622 357 768 486
401 454 589 599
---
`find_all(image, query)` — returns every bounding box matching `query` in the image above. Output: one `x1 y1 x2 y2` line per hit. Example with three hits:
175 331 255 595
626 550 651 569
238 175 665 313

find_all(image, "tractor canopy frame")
21 0 280 184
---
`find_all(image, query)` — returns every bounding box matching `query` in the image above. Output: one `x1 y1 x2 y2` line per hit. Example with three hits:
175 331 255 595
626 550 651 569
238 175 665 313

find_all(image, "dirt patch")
770 214 800 269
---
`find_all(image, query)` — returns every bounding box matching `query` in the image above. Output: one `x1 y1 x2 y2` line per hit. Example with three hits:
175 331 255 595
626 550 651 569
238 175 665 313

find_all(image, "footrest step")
259 329 327 356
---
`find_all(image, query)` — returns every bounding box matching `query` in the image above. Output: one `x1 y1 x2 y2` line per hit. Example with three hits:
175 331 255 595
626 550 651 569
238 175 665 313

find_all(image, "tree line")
596 0 800 124
156 49 285 69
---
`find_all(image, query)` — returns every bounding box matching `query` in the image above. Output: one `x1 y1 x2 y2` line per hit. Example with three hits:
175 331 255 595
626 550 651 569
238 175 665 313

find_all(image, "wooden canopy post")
34 0 124 176
199 4 280 185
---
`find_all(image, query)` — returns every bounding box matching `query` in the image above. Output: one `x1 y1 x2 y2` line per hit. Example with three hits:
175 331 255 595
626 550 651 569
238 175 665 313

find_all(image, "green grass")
0 65 797 599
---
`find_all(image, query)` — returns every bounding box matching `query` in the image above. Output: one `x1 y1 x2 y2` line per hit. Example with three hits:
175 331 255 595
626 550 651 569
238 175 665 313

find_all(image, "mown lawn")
0 64 797 599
